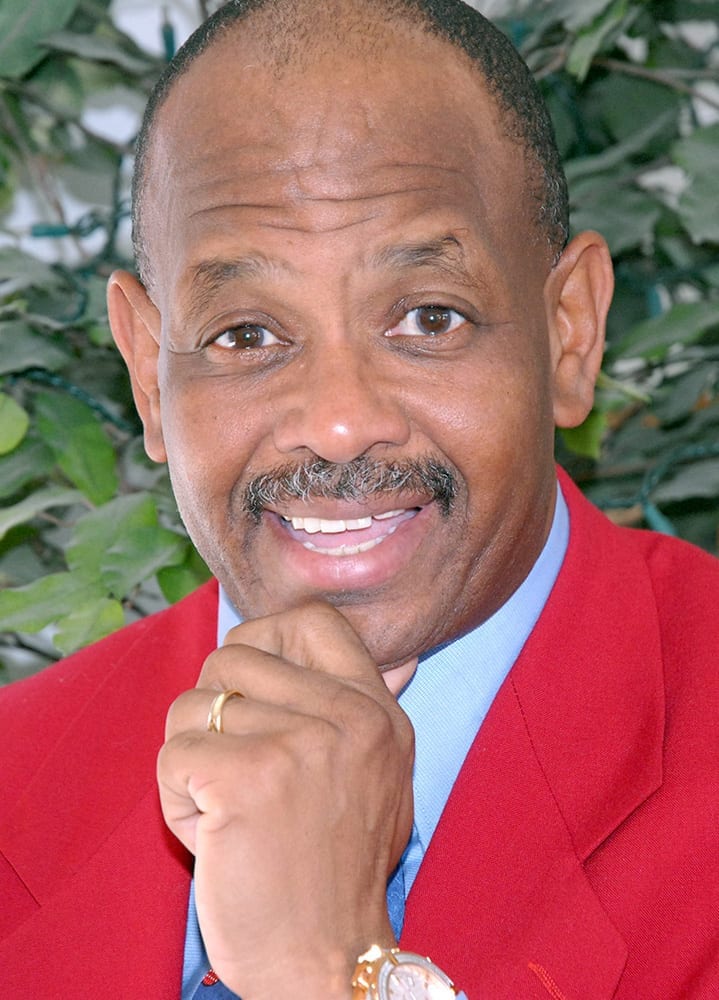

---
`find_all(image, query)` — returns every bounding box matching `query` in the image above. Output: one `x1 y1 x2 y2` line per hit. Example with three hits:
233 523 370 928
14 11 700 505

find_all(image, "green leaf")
654 458 719 504
66 493 186 598
102 527 187 597
0 540 47 589
565 110 676 183
560 408 607 460
672 124 719 244
0 250 66 297
567 0 631 81
0 571 99 633
0 0 80 79
157 545 211 604
0 393 29 454
654 367 711 425
609 300 719 361
26 56 86 119
0 485 82 542
65 493 155 575
43 30 156 74
53 596 125 654
592 74 681 145
34 390 118 504
528 0 616 35
570 185 661 255
0 321 70 375
0 437 54 499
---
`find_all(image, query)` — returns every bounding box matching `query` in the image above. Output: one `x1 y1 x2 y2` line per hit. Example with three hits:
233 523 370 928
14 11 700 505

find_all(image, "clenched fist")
158 601 416 999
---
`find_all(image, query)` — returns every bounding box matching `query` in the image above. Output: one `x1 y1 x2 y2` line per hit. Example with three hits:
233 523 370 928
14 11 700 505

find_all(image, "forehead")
143 24 537 295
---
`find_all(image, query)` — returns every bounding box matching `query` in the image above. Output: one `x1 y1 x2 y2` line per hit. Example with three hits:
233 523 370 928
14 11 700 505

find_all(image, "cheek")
420 339 554 479
157 367 256 520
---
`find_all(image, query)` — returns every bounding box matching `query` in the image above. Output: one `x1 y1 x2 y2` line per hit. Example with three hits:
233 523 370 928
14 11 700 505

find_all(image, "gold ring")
207 689 245 734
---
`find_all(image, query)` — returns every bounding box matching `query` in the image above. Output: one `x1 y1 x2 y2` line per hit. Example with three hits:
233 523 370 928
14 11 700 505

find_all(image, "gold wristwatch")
352 944 457 999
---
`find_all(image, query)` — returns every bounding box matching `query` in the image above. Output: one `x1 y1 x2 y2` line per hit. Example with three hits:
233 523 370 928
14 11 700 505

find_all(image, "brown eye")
415 306 453 335
214 324 280 349
388 305 466 338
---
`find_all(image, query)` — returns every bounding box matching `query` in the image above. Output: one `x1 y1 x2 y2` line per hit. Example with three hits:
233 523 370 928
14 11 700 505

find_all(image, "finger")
194 640 374 722
165 676 338 741
222 600 383 686
382 657 418 695
159 706 337 846
194 642 409 769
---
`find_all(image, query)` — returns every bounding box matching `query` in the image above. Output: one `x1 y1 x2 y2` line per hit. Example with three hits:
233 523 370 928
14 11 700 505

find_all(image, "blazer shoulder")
0 579 218 710
0 579 218 805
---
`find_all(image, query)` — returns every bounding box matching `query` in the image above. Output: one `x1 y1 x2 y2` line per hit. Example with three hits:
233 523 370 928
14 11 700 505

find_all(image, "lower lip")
264 506 434 592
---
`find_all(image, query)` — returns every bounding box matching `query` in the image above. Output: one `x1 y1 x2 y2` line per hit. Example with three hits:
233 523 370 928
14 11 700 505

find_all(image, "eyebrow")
184 254 294 323
370 235 478 288
183 234 480 322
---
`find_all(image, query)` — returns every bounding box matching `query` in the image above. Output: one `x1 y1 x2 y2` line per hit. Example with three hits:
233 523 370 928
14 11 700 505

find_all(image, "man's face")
122 30 573 667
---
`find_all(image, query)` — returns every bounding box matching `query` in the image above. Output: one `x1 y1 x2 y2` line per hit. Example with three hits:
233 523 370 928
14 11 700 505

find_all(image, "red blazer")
1 473 718 998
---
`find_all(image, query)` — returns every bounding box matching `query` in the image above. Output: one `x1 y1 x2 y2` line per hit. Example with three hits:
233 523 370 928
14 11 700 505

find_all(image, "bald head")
132 0 568 287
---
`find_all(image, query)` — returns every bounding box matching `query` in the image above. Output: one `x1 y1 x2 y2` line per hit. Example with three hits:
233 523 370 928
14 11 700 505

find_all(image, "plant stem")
594 57 719 112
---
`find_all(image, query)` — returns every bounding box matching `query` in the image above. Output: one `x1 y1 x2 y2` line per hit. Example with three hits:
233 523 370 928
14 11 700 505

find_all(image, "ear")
107 270 167 463
544 231 614 428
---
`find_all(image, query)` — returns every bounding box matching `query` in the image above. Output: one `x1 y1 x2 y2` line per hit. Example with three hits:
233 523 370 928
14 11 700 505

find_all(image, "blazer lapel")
403 680 628 998
0 581 218 995
402 479 664 999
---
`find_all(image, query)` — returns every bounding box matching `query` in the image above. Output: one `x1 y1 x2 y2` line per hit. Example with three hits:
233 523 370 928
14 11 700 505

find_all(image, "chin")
330 602 423 669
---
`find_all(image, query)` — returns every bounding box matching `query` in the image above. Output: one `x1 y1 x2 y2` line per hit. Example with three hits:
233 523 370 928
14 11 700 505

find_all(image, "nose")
271 341 411 463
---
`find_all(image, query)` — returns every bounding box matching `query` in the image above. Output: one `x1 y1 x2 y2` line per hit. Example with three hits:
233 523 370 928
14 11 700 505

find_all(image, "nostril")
271 393 411 464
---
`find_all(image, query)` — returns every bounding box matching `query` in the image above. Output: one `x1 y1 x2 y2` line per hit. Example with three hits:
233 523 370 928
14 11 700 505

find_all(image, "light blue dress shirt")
182 486 570 997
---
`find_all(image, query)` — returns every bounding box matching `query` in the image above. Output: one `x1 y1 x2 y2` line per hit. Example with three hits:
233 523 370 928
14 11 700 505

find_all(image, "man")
1 1 718 997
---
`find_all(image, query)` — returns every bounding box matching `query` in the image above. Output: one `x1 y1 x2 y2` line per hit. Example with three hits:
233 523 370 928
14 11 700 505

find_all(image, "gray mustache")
243 456 458 521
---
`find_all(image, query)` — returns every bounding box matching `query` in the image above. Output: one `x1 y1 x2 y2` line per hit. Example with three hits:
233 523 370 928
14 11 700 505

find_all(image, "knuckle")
332 684 400 747
198 643 250 689
292 598 342 626
395 705 415 753
164 692 191 736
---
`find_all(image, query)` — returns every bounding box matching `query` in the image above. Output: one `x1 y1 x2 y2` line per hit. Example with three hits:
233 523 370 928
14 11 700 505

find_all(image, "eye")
212 324 281 349
388 305 467 338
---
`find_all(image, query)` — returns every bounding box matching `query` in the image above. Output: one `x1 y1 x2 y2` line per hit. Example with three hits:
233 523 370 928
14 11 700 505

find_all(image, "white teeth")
283 511 405 533
292 516 320 533
303 525 399 556
286 515 373 534
320 519 345 534
373 508 405 521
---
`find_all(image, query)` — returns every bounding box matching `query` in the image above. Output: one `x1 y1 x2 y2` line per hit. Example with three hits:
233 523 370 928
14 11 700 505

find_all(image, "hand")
157 601 416 1000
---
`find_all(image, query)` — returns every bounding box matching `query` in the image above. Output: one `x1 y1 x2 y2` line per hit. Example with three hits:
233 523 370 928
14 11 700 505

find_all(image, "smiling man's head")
109 0 613 667
132 0 569 289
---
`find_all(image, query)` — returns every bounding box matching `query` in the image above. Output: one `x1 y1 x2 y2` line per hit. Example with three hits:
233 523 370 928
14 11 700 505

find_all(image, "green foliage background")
1 0 718 681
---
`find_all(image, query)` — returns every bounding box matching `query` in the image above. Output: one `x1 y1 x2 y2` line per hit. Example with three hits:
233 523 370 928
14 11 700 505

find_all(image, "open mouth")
279 507 420 556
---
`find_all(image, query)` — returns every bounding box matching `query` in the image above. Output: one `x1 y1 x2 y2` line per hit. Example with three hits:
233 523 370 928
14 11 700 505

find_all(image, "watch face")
379 954 455 1000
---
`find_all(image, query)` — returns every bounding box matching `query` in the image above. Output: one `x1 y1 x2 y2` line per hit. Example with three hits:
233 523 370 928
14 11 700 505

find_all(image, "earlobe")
107 271 167 463
545 231 614 428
